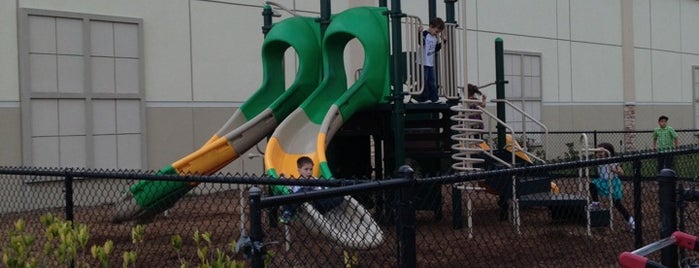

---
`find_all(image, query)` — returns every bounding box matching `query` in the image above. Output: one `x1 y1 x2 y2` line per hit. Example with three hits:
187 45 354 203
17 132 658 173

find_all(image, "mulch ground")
2 180 698 267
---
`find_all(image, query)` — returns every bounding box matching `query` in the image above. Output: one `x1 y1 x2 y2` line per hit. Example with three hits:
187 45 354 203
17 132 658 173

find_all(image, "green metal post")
428 0 436 20
319 0 331 37
261 5 273 35
379 0 387 7
390 0 406 169
495 38 507 150
445 0 457 23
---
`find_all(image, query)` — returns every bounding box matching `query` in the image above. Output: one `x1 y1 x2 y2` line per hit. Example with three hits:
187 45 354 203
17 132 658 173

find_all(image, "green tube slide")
263 7 390 249
112 16 322 223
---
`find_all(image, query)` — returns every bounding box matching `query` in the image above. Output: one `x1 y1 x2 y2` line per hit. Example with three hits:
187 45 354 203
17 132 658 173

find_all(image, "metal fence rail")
2 144 699 267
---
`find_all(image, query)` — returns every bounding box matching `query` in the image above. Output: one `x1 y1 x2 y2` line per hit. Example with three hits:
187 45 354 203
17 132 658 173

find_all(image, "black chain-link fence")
514 129 699 161
2 144 699 267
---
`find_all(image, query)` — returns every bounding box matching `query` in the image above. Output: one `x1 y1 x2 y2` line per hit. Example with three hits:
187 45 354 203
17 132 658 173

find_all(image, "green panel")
241 17 322 121
130 165 191 209
300 7 390 125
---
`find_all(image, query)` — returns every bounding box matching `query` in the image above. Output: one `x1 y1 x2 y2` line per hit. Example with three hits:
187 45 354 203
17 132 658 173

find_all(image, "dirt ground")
1 180 695 267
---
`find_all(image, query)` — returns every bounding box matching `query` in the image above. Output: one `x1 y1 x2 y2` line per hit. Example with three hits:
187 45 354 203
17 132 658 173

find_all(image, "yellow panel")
265 137 320 178
172 137 239 175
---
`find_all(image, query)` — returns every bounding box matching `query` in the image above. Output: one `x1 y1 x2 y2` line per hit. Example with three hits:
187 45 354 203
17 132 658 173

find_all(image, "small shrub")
1 213 254 268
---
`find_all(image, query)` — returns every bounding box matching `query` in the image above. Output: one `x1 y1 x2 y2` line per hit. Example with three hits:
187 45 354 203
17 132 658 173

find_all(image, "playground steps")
518 193 587 207
482 175 590 223
403 102 454 158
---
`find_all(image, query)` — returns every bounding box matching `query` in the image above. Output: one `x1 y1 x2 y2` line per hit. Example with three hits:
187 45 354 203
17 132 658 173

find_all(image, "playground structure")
110 0 604 249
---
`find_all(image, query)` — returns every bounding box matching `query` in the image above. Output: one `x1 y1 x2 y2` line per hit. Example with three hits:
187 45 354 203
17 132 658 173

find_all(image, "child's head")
658 115 669 128
428 17 445 35
467 83 481 97
595 142 615 158
297 156 314 178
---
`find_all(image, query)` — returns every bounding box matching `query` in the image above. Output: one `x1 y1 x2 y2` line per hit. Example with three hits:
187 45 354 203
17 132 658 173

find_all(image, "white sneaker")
628 216 635 232
423 100 433 103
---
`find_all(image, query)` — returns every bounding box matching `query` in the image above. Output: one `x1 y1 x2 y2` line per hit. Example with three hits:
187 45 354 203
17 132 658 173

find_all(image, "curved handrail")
490 99 549 158
579 133 614 234
265 1 300 17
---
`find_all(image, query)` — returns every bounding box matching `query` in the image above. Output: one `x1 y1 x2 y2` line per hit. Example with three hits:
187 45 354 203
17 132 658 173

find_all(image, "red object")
618 252 649 268
618 231 698 268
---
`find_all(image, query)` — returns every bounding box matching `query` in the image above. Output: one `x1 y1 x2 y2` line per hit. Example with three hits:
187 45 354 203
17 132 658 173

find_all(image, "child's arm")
612 164 624 176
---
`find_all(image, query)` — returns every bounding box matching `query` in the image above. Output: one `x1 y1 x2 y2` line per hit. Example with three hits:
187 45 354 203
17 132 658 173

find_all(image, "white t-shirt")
422 33 439 67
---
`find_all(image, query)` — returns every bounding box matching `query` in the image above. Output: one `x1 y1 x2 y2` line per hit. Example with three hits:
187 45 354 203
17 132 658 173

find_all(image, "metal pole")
261 5 273 35
64 169 74 222
428 0 436 20
445 0 457 23
495 38 507 150
390 0 406 169
396 165 416 268
658 168 678 268
319 0 331 37
249 187 266 268
64 169 75 268
633 159 643 248
379 0 387 7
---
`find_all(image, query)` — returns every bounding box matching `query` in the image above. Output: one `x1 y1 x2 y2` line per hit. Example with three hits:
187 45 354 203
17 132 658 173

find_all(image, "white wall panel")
555 41 572 102
634 49 652 102
58 99 85 136
117 134 141 169
93 135 117 169
570 0 621 45
28 15 56 53
57 55 84 93
116 100 141 134
633 0 651 48
556 0 570 39
570 43 623 102
0 0 19 101
114 23 139 58
115 58 139 94
650 0 681 51
90 21 114 56
92 100 116 135
32 136 58 167
29 54 57 93
91 58 115 93
56 18 83 54
191 2 262 102
651 50 682 102
476 0 558 39
680 0 699 54
31 100 58 136
60 136 86 167
681 54 699 100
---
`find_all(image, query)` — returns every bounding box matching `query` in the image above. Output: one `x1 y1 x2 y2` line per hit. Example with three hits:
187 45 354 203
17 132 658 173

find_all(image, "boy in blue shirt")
279 156 343 224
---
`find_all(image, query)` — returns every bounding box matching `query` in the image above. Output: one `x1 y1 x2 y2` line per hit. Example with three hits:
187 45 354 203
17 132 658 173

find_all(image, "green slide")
112 16 322 223
264 7 390 249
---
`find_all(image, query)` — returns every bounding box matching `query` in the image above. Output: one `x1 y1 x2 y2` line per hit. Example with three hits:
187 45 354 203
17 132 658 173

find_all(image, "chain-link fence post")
658 168 678 268
633 159 643 248
64 168 74 222
249 186 266 268
396 165 416 268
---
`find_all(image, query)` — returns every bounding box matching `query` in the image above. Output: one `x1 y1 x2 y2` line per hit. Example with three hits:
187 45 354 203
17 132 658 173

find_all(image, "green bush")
1 213 251 268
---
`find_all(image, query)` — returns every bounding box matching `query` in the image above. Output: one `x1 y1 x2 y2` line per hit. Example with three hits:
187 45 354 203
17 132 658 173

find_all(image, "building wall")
0 0 698 171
